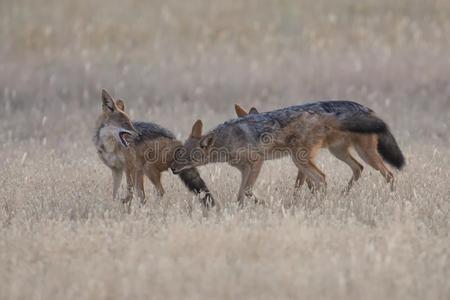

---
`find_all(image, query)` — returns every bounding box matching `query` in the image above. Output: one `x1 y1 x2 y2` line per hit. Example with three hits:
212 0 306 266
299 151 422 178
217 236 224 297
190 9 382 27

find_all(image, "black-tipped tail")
178 168 215 208
339 113 387 134
338 112 405 170
377 130 405 170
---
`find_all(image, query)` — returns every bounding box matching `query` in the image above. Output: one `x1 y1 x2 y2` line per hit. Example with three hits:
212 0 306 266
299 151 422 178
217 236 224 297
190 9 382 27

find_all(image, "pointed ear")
190 120 203 138
102 89 116 113
234 104 248 117
200 135 214 149
116 99 125 111
249 107 259 114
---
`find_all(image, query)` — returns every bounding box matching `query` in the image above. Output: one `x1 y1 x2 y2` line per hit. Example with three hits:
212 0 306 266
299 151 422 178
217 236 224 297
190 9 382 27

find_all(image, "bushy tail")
377 130 405 170
178 168 215 208
338 112 405 170
339 113 387 134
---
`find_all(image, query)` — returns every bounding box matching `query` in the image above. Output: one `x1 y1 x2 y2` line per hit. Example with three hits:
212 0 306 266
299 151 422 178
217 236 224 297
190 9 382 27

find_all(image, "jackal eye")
174 148 185 161
191 148 204 162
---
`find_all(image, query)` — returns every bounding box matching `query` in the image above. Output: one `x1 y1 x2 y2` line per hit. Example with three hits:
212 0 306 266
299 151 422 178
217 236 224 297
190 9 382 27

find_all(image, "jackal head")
170 120 215 174
96 89 138 148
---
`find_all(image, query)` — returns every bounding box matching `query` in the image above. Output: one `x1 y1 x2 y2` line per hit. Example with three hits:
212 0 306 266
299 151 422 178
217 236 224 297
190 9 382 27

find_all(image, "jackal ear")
190 120 203 138
101 89 116 113
249 107 259 114
200 135 214 149
234 104 248 117
116 99 125 111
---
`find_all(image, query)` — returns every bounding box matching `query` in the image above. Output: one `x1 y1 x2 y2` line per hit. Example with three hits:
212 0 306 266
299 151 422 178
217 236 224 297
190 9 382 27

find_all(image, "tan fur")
234 104 394 193
172 113 335 205
94 90 137 202
94 89 183 206
131 137 182 204
171 101 400 205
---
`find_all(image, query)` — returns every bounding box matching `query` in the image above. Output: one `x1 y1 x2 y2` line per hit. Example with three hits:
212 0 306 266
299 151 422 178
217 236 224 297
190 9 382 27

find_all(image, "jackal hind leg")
145 167 165 200
111 167 123 201
295 171 306 188
328 145 364 194
354 140 395 191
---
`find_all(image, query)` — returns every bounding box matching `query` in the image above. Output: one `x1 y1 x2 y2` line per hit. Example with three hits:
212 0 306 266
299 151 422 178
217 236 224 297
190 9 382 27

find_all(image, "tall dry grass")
0 0 449 299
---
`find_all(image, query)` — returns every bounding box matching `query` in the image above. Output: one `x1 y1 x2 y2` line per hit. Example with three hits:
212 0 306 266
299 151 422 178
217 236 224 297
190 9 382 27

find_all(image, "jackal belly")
226 143 290 163
260 147 291 160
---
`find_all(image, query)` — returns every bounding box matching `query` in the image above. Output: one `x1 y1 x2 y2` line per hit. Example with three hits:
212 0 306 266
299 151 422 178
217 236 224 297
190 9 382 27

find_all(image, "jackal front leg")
235 159 263 207
111 167 123 201
135 169 146 205
122 164 135 205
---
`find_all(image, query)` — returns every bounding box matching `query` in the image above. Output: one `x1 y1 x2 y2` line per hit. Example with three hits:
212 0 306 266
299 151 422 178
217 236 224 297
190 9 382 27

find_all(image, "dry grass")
1 0 450 299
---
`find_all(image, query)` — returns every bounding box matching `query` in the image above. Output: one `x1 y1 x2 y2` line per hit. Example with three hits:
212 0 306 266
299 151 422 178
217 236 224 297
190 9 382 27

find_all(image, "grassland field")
0 0 449 299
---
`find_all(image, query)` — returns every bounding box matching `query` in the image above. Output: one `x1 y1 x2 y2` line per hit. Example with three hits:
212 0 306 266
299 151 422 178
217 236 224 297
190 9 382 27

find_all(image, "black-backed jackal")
234 103 405 193
93 89 214 208
171 101 405 205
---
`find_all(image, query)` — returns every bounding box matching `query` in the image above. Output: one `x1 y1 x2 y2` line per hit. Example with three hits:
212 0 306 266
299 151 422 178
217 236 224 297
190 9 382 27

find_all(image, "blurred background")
1 3 450 298
1 0 449 147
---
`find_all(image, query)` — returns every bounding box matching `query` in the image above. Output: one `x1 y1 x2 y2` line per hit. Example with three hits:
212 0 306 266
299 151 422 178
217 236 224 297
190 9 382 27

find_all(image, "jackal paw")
390 183 395 192
244 191 258 203
200 193 215 209
121 195 133 204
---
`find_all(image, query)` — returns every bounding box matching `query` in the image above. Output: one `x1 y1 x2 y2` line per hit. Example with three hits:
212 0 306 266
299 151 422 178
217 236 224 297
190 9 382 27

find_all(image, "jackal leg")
235 159 263 206
236 164 250 205
295 171 306 187
145 168 165 198
328 146 364 193
295 171 314 191
135 169 146 205
354 138 394 191
244 160 263 202
291 156 326 193
122 165 135 205
111 167 123 201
